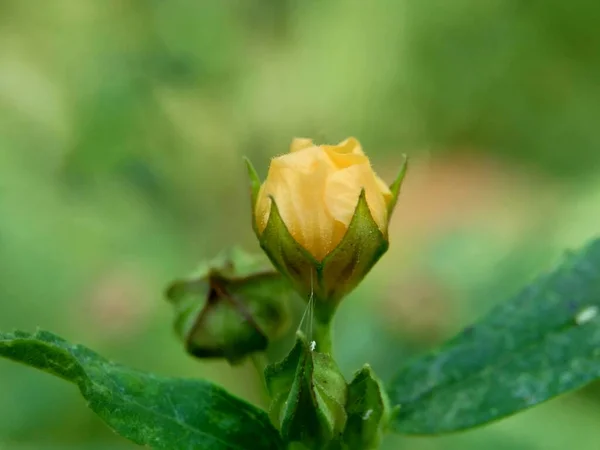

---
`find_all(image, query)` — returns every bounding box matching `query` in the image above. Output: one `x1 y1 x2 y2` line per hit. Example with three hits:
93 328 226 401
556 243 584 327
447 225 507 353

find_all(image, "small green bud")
342 365 392 450
265 332 347 449
165 247 292 365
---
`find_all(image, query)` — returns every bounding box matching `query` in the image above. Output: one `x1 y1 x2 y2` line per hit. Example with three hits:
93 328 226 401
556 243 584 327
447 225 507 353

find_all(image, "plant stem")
311 315 333 355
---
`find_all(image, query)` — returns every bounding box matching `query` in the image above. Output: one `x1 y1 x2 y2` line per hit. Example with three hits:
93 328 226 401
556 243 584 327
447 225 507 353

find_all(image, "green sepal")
244 157 262 234
259 196 320 300
265 332 347 449
319 189 389 306
165 247 292 365
387 155 408 217
342 365 391 450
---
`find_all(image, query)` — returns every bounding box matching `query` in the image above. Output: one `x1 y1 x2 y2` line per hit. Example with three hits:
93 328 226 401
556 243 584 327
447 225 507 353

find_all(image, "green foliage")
0 330 283 450
388 237 600 434
4 235 600 448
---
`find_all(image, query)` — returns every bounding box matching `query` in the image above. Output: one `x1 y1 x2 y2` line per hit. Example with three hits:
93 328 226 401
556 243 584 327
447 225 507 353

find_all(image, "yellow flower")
255 137 393 261
246 137 406 308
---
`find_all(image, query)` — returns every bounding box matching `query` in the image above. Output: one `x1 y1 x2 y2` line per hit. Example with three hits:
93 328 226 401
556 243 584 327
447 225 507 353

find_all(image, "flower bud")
165 247 292 365
246 137 407 310
343 365 392 449
265 332 347 448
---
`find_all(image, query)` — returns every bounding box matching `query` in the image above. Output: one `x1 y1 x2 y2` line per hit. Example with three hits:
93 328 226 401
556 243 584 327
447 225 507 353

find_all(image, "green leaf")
342 365 391 450
0 330 284 450
388 237 600 434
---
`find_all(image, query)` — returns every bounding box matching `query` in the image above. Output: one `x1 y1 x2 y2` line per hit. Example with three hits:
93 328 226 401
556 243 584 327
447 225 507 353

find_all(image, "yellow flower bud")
255 137 393 261
245 137 407 313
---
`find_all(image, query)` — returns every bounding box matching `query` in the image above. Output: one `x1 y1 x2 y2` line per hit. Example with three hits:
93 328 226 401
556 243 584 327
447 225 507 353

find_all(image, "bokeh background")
1 1 600 449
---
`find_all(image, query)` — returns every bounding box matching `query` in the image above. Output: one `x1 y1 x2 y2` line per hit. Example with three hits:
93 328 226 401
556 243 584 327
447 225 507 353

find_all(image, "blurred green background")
1 1 600 449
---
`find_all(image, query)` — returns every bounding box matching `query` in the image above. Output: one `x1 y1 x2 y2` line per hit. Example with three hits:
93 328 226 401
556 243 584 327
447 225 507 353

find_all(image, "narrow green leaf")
388 237 600 434
0 330 283 450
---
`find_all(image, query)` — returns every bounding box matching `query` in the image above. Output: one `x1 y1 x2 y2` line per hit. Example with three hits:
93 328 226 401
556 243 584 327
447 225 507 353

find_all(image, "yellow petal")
322 137 367 169
324 165 365 227
335 137 365 155
272 146 335 174
325 162 389 235
255 183 271 234
257 148 336 261
290 138 315 153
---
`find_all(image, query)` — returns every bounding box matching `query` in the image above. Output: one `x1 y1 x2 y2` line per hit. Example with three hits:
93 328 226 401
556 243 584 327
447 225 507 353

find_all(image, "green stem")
311 314 333 355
